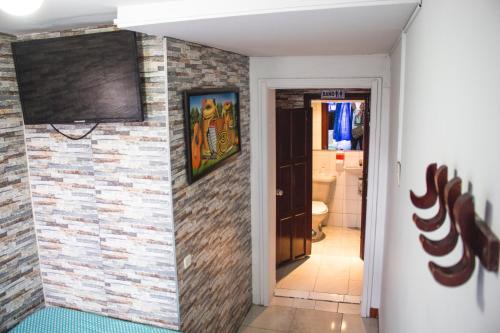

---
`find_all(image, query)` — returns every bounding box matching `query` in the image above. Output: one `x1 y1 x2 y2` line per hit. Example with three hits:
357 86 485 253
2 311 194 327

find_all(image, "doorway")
274 89 371 308
250 77 385 318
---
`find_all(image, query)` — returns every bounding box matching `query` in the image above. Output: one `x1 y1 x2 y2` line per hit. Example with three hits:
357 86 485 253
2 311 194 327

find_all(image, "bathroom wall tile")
332 198 343 214
345 185 360 200
344 200 361 215
336 172 345 185
315 155 329 172
344 152 358 168
346 173 360 186
344 214 361 228
330 213 343 227
332 185 344 200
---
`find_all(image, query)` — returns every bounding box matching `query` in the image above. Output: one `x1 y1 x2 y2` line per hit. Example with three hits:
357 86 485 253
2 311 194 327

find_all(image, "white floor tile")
309 291 344 302
274 288 309 299
344 295 361 304
314 300 339 312
270 296 294 307
292 298 316 309
338 303 361 315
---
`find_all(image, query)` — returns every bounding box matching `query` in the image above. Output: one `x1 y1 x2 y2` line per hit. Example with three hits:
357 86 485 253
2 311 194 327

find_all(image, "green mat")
10 307 179 333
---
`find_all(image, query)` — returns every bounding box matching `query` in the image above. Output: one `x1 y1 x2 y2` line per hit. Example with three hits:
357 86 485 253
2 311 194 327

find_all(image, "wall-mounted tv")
12 30 143 125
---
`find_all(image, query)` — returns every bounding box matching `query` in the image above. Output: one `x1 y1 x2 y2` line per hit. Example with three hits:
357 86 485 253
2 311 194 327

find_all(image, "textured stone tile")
0 33 44 332
167 38 251 333
20 27 179 330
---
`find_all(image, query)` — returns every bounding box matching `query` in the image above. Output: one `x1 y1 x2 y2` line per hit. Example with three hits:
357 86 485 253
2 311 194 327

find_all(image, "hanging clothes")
333 103 352 142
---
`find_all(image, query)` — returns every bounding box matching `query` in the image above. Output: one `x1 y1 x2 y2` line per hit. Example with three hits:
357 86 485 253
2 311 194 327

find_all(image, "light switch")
183 255 192 270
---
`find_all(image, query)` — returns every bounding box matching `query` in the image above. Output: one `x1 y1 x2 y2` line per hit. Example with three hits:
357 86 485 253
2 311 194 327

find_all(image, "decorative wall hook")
413 165 448 232
429 194 476 286
410 163 500 287
419 177 461 256
410 163 438 209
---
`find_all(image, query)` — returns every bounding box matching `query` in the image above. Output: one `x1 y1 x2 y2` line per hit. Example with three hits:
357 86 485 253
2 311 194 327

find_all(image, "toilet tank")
312 175 336 202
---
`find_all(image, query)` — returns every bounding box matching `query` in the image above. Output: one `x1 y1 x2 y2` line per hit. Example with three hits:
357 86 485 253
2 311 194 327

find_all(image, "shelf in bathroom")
344 167 363 171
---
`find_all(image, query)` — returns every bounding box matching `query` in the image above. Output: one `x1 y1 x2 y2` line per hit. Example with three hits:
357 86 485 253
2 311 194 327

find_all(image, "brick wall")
166 38 252 333
19 27 180 330
0 33 44 332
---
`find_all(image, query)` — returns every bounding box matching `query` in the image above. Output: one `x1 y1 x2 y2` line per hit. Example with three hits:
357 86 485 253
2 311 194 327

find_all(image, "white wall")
381 0 500 332
250 54 391 311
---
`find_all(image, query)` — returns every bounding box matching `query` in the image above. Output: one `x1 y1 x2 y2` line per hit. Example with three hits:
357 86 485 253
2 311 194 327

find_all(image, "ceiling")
0 0 419 56
0 0 141 34
121 3 417 56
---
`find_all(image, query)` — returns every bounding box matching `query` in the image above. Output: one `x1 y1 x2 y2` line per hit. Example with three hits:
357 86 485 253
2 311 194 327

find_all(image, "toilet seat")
312 201 328 215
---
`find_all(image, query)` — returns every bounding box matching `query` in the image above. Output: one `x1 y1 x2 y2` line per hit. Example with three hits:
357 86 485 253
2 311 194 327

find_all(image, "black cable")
50 123 100 140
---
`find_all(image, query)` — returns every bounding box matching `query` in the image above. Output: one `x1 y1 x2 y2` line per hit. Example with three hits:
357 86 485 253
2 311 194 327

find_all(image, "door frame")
304 90 371 259
250 77 385 318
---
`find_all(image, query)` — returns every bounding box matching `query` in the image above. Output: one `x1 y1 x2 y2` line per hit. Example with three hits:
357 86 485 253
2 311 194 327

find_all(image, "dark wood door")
276 107 312 266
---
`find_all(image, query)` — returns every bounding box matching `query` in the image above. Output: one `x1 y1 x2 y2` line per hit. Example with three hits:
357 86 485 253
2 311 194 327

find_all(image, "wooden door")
276 107 312 266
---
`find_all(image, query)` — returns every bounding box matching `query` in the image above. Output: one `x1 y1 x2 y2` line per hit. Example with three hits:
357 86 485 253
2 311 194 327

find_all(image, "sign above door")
321 89 346 99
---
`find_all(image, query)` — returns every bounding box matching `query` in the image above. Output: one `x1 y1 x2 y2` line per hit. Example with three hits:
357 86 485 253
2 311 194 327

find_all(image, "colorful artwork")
184 89 241 183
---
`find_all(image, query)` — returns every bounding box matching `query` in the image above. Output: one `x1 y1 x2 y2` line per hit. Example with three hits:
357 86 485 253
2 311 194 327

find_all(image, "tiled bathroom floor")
276 226 363 303
238 303 378 333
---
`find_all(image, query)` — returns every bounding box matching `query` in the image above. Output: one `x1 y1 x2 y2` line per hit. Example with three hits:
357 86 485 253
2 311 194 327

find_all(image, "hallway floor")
276 226 364 303
238 304 378 333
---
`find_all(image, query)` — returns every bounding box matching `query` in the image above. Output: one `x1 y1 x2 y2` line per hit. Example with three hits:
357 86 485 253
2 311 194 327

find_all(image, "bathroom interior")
275 93 368 310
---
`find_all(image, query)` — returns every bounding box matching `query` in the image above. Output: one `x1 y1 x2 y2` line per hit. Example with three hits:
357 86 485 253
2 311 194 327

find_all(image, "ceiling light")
0 0 44 16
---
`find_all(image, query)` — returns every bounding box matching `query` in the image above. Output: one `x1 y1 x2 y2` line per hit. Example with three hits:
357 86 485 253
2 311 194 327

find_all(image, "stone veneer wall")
276 89 324 110
18 27 180 329
0 33 44 332
166 38 252 333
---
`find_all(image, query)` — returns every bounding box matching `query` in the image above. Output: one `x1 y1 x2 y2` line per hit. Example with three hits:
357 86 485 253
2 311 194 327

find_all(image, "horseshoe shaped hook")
413 165 448 232
419 177 461 256
410 163 438 209
428 194 476 287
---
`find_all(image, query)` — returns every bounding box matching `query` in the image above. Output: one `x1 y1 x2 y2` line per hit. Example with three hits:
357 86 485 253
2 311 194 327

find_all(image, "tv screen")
12 30 143 125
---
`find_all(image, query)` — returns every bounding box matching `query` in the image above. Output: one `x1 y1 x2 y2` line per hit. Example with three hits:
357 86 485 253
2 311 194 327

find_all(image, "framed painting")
183 88 241 184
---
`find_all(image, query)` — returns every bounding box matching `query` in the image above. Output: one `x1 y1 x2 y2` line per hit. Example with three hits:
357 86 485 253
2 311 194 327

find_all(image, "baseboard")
369 307 379 319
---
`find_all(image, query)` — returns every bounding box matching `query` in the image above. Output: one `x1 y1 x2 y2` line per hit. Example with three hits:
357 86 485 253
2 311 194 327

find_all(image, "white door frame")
250 77 384 317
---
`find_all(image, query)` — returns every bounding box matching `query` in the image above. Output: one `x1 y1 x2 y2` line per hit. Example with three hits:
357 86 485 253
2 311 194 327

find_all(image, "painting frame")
183 87 242 184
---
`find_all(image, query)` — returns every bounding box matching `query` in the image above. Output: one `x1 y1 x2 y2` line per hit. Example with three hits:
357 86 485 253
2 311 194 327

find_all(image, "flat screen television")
12 30 143 125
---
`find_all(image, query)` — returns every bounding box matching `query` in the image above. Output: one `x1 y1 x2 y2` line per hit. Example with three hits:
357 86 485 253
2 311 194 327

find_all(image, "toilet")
312 174 336 241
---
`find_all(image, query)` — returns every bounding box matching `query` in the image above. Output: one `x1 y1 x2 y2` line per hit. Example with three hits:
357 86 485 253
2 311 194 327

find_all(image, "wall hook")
429 194 476 287
410 163 437 209
410 163 499 287
413 165 448 232
419 177 461 256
